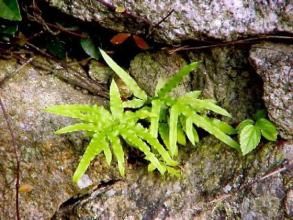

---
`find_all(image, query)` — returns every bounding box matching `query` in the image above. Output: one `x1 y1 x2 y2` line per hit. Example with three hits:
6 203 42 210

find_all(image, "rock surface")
47 0 293 43
0 57 116 219
189 47 263 123
53 138 292 219
129 51 191 97
250 43 293 140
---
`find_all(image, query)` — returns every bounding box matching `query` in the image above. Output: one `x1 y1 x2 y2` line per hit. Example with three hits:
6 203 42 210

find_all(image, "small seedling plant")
236 110 278 155
46 49 278 182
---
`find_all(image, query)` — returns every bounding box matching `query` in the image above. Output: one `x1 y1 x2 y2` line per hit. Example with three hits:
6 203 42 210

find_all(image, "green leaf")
100 48 147 100
185 116 196 145
169 104 179 157
108 134 125 176
188 98 232 117
133 124 178 166
157 62 199 98
103 141 112 166
55 123 98 134
46 104 111 123
121 130 166 174
177 123 186 145
236 119 254 132
72 133 106 182
191 113 239 149
208 118 237 135
150 100 162 138
158 123 170 148
239 125 261 155
110 80 123 119
255 118 278 141
0 0 22 21
123 99 145 108
80 38 100 59
181 91 201 99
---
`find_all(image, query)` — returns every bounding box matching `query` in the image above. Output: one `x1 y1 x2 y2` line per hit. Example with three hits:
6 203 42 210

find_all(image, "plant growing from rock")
236 110 278 155
47 49 278 183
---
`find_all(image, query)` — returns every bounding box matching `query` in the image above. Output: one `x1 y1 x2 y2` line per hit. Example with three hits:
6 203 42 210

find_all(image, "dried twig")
0 97 20 220
168 35 293 54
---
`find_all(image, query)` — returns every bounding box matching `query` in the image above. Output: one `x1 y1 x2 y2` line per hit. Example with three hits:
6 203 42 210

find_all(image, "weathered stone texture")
250 43 293 139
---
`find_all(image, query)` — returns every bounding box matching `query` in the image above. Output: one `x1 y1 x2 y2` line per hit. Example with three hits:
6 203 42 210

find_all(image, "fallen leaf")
132 35 150 50
110 33 131 45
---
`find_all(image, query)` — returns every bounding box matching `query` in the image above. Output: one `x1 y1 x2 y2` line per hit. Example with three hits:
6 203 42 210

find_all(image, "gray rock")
53 138 292 219
249 43 293 140
47 0 292 43
129 51 191 97
0 57 116 219
189 47 263 123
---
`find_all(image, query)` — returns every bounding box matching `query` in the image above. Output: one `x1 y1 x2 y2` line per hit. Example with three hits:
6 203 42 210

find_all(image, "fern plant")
46 80 177 182
47 49 240 182
100 49 239 158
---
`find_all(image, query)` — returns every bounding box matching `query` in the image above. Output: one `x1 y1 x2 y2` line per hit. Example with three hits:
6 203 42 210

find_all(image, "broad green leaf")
158 123 170 148
100 49 147 100
0 0 22 21
177 123 186 145
72 133 106 182
255 118 278 141
236 119 254 132
123 99 145 108
239 125 261 155
133 124 177 166
150 100 162 138
208 118 236 135
108 134 125 176
157 62 199 98
80 38 100 59
110 80 123 119
55 123 98 134
169 104 179 157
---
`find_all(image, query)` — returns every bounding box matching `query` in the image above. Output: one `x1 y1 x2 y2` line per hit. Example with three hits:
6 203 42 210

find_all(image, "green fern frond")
184 116 197 145
177 123 186 146
100 49 147 101
55 123 99 134
46 104 110 122
191 113 239 149
72 133 107 182
158 123 170 148
157 62 199 98
169 104 179 157
110 80 123 119
150 100 162 138
123 99 145 108
121 129 166 174
133 124 178 166
108 134 125 176
183 98 231 117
